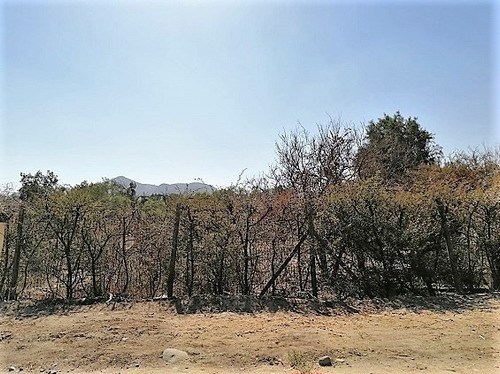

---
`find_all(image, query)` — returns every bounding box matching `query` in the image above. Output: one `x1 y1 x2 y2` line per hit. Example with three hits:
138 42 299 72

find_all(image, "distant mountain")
112 176 215 196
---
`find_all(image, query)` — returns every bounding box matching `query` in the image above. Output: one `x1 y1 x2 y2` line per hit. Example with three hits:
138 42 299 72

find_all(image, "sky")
1 0 498 188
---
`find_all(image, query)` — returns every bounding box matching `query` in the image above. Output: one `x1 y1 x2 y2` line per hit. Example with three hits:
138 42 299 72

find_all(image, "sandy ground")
1 294 499 374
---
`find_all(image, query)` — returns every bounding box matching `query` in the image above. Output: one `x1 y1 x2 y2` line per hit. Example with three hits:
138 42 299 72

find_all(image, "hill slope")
112 176 215 196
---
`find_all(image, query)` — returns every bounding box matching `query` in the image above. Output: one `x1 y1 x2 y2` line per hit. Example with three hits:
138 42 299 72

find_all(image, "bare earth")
1 294 499 374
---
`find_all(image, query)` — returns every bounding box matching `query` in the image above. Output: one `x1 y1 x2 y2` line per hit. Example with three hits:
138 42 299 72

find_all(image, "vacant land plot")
1 294 499 373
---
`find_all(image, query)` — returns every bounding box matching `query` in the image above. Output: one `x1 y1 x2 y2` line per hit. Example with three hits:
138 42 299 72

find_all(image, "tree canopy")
355 112 442 182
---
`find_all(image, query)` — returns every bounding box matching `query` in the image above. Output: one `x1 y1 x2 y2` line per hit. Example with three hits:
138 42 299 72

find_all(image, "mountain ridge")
112 176 215 196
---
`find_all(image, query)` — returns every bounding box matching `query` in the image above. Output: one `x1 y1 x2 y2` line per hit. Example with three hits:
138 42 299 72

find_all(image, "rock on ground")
162 348 189 364
318 356 332 366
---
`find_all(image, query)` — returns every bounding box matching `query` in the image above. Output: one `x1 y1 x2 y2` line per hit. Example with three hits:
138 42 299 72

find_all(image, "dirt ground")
1 293 499 374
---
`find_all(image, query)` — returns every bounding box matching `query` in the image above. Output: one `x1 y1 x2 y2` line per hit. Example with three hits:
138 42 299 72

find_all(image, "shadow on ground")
1 292 498 319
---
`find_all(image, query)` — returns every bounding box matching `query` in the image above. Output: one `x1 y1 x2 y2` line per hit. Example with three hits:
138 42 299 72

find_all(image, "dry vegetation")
1 293 499 374
1 114 500 373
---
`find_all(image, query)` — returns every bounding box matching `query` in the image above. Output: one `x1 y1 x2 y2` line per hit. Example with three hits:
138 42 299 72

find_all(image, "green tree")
356 112 441 182
43 187 88 299
5 171 58 300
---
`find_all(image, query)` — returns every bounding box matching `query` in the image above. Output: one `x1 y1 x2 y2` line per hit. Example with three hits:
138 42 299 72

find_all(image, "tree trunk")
259 232 308 298
185 222 195 297
309 246 318 297
65 244 73 299
484 207 500 289
167 204 181 298
121 217 130 295
436 199 463 294
307 216 329 277
271 239 277 295
0 221 10 298
8 206 25 300
90 256 99 297
243 221 251 295
307 216 321 297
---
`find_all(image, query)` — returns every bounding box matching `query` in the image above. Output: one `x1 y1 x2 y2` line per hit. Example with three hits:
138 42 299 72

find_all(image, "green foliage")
19 170 59 202
356 112 441 182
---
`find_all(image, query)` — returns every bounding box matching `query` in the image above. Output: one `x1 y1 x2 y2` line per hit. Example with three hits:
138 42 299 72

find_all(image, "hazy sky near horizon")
1 0 498 188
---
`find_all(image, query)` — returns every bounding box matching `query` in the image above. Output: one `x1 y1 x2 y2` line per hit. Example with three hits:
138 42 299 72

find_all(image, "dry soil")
1 294 499 374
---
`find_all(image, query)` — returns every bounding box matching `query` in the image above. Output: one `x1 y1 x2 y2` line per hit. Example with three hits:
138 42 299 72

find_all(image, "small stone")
8 367 15 372
319 356 332 366
162 348 189 364
134 363 140 368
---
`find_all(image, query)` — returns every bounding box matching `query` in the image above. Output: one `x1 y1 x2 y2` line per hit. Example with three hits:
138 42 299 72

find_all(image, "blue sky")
1 0 498 188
